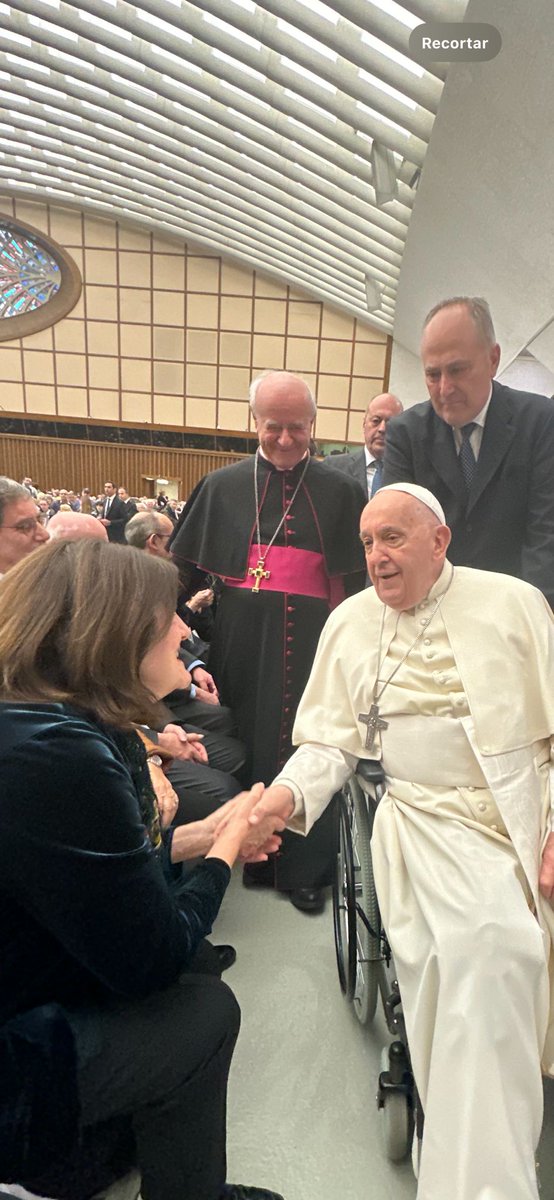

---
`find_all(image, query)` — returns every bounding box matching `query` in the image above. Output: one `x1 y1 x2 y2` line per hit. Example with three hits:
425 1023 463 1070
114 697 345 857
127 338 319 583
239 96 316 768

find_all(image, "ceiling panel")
0 0 457 330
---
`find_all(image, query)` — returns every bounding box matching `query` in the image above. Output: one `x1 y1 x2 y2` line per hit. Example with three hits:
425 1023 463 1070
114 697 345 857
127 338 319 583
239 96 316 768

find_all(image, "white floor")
216 872 416 1200
217 871 554 1200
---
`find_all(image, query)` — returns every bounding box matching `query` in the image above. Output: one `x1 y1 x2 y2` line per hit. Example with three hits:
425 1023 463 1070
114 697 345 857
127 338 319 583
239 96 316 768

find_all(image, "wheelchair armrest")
356 759 385 787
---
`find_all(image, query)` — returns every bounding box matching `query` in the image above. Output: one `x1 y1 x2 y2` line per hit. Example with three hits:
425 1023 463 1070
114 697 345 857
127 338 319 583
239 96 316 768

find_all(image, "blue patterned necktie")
459 422 477 491
370 459 383 496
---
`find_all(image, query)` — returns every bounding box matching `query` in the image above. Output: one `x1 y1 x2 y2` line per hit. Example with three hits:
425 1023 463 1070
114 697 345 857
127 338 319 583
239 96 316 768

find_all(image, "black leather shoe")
214 944 237 972
289 887 325 913
220 1186 285 1199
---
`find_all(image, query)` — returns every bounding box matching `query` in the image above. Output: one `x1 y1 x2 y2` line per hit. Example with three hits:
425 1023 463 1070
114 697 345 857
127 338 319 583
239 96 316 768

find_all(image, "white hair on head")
379 483 446 524
248 370 316 417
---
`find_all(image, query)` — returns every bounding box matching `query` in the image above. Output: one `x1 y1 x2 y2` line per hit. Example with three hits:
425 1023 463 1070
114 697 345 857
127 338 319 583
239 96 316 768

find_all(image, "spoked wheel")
350 780 380 1025
332 791 357 999
332 779 382 1022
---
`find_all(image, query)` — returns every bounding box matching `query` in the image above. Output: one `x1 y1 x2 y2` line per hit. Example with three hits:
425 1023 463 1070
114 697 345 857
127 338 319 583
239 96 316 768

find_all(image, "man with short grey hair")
0 476 48 577
383 295 554 606
171 369 366 911
323 391 403 497
125 510 174 555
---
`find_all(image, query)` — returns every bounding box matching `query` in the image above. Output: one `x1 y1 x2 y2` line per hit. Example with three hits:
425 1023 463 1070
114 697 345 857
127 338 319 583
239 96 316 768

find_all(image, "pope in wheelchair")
248 483 554 1200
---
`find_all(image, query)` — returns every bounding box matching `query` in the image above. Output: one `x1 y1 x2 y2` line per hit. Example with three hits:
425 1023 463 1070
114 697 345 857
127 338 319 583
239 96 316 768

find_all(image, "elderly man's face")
151 516 174 559
360 491 450 611
0 497 49 572
362 394 402 460
421 304 500 428
254 374 314 471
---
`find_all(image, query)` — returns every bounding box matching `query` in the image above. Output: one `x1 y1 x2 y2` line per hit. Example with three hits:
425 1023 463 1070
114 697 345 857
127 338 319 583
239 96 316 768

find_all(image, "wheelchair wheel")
350 780 380 1025
332 791 357 1000
332 780 381 1022
379 1048 412 1162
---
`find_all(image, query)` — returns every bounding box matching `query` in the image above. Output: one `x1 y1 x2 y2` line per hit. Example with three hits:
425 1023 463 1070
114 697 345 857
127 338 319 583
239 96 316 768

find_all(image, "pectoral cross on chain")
358 703 388 751
248 558 271 593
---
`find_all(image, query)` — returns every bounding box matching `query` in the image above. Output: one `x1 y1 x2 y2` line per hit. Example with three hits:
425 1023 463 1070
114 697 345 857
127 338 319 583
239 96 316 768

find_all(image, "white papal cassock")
274 562 554 1200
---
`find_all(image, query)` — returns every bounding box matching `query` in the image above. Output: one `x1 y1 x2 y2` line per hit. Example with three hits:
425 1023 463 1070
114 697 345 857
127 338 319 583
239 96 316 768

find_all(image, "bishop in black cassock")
171 372 366 910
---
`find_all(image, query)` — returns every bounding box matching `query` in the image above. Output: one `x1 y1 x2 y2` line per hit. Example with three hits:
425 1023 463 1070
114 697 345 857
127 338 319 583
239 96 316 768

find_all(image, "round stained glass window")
0 213 81 341
0 229 62 317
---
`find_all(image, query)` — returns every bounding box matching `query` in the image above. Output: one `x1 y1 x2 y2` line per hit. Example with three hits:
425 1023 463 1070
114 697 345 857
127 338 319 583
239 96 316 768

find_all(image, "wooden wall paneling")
0 435 246 498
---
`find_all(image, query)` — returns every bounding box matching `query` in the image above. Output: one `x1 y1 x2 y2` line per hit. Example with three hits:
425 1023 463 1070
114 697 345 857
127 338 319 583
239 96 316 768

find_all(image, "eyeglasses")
3 516 45 534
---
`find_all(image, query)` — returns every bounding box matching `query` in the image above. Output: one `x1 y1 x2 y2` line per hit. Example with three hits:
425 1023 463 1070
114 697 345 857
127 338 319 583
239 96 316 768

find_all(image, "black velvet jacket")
0 703 230 1181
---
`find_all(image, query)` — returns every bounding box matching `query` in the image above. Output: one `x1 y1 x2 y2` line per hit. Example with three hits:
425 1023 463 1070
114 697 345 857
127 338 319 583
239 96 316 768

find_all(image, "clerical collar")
360 560 454 752
257 448 310 472
382 560 454 621
415 560 454 609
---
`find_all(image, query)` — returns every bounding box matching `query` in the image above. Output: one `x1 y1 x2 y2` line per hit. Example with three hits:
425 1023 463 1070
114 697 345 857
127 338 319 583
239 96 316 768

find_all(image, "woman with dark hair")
0 540 283 1200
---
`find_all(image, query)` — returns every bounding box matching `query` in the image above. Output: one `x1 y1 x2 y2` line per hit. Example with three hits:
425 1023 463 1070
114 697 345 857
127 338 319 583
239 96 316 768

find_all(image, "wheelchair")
332 759 423 1166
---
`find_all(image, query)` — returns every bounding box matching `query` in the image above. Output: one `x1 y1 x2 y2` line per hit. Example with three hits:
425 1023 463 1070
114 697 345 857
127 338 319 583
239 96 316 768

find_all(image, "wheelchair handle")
356 759 385 787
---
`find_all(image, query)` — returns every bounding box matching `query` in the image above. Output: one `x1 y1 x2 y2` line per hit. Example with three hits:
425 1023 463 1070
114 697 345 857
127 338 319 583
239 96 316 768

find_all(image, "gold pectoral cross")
358 703 388 751
248 558 271 593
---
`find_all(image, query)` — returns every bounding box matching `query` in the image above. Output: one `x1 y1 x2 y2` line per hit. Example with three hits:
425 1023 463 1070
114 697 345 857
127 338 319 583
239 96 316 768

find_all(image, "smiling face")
421 303 500 428
360 491 450 611
139 612 190 699
254 373 315 471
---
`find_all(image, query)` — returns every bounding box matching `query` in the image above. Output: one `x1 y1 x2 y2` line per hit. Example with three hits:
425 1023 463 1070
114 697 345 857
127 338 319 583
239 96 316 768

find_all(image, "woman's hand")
205 785 285 868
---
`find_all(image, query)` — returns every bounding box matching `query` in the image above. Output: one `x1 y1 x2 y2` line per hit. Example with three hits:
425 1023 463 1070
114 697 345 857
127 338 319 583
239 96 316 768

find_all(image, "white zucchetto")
378 483 446 524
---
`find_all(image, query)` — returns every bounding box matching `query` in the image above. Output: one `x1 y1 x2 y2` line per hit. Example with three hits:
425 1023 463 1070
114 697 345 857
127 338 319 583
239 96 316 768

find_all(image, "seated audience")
0 539 283 1200
126 511 215 642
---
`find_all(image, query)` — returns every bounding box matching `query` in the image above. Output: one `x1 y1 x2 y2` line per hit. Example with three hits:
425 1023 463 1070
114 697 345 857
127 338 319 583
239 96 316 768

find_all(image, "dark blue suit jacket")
382 380 554 606
322 448 368 497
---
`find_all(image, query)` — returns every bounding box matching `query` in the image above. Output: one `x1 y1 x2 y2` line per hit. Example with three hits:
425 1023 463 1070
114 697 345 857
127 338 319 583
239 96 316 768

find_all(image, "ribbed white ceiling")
0 0 465 331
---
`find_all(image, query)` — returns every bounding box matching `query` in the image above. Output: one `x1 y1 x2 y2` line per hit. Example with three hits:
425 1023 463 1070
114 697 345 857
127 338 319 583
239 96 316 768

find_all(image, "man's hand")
158 723 208 764
188 588 214 612
192 667 219 699
248 784 296 827
232 783 293 861
99 517 110 526
148 762 179 829
195 686 219 700
539 831 554 899
207 784 283 865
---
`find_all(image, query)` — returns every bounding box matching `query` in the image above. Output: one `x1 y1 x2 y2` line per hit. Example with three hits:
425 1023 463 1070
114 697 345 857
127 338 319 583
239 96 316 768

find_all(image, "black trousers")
274 794 337 890
167 743 243 824
24 965 240 1200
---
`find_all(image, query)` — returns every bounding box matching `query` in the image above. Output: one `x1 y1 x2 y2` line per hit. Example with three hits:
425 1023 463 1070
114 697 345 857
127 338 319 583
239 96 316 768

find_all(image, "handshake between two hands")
212 782 295 864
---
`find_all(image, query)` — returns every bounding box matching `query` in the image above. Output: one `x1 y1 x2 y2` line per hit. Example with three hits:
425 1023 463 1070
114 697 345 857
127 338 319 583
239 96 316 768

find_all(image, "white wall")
392 0 554 383
388 340 424 410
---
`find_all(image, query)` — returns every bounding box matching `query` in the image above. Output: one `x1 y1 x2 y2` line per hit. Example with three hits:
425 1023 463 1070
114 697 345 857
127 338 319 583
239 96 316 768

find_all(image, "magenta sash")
224 544 344 608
